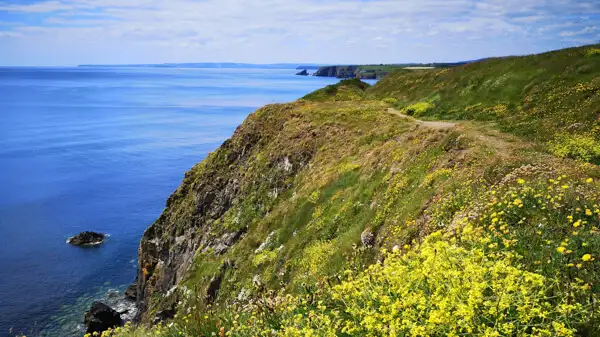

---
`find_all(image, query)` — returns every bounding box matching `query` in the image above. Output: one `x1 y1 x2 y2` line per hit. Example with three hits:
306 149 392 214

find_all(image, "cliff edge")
128 44 600 336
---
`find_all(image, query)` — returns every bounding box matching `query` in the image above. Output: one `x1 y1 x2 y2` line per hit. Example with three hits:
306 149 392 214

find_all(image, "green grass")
301 78 370 102
370 44 600 143
107 44 600 337
358 64 405 72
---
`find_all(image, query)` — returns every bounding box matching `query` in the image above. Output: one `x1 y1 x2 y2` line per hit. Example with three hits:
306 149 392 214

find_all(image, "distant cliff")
313 65 397 79
313 61 474 79
313 65 359 78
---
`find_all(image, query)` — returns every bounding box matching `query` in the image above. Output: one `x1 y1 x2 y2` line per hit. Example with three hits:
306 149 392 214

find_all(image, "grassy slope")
111 45 600 337
370 45 600 142
301 78 371 102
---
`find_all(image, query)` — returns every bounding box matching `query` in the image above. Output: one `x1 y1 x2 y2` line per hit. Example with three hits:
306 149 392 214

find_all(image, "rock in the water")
124 283 137 300
296 69 309 76
68 231 105 246
84 301 123 334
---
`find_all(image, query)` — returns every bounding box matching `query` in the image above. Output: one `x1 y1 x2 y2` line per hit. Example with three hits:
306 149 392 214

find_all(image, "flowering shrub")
585 48 600 57
278 233 585 337
295 240 336 280
382 97 399 105
422 167 453 187
549 134 600 163
402 102 434 117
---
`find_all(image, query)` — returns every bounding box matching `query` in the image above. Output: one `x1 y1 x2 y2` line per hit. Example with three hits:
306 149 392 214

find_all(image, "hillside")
371 45 600 159
106 45 600 337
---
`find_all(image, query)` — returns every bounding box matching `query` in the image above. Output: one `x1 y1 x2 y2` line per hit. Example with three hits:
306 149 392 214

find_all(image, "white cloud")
1 0 599 65
560 26 598 37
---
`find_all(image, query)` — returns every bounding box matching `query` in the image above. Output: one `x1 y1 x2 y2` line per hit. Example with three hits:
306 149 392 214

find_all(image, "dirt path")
386 107 523 156
386 108 456 129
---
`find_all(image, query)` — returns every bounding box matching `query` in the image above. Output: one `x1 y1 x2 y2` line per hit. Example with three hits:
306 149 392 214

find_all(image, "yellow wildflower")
557 246 566 254
582 254 592 262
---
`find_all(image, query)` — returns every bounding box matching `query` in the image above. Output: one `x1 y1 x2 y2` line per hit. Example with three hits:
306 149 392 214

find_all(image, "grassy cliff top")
370 45 600 142
112 45 600 337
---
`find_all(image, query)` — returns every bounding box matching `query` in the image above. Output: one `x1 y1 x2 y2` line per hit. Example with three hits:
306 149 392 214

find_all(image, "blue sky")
0 0 599 65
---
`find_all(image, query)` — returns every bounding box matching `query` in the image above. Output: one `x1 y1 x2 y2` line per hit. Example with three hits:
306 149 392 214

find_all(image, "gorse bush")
280 234 584 337
381 97 399 105
549 134 600 164
401 102 434 117
585 48 600 57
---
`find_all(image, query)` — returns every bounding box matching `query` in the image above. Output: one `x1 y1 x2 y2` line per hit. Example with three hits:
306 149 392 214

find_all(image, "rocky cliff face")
135 103 320 321
313 65 358 78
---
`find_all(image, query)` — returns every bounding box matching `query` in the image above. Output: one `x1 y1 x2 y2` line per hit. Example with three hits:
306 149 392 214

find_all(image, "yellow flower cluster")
549 133 600 163
585 48 600 57
400 101 435 117
279 233 579 337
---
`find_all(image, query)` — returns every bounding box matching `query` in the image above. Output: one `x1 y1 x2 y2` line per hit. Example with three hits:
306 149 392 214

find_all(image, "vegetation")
370 45 600 143
98 44 600 337
301 78 371 101
400 101 435 117
549 133 600 164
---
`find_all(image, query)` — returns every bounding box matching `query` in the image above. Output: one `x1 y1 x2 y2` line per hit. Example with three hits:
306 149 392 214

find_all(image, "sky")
0 0 599 66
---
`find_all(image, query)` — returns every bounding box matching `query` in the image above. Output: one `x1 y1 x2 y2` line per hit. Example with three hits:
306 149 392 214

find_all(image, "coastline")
0 67 341 337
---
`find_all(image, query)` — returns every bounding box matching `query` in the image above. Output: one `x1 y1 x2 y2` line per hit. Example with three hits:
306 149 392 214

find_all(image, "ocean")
0 67 341 336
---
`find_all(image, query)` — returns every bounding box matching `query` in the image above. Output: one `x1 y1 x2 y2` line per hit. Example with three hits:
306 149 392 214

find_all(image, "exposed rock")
68 231 105 246
296 69 309 76
279 157 293 172
314 65 358 78
252 275 262 288
237 287 251 302
567 122 585 131
361 228 376 247
124 283 137 301
153 308 176 325
211 229 246 255
84 301 123 334
206 274 224 304
134 104 316 322
255 231 276 253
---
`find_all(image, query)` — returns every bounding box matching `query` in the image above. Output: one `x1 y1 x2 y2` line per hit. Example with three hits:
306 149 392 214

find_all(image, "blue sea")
0 67 341 337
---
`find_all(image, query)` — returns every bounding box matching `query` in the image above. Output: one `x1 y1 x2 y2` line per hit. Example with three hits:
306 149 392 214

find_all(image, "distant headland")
78 61 476 80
